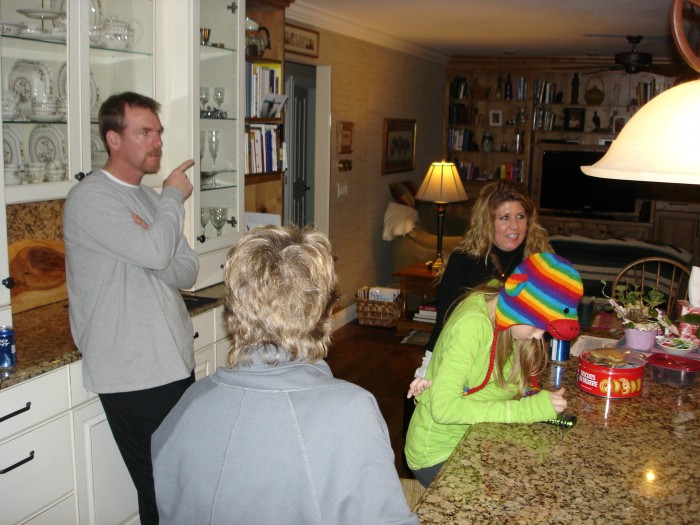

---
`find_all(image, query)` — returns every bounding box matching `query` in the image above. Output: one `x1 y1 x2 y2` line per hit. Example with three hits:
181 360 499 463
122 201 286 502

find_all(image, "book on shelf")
413 312 436 324
259 93 288 118
246 124 282 174
245 61 282 118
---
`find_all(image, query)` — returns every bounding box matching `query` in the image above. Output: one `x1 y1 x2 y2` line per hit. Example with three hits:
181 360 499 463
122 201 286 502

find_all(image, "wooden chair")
611 257 691 317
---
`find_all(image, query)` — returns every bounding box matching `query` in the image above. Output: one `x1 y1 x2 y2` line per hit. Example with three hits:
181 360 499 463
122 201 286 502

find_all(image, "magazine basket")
356 296 402 328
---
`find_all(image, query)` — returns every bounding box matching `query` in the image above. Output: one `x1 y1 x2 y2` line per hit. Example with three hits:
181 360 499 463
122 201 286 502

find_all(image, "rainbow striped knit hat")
495 252 584 341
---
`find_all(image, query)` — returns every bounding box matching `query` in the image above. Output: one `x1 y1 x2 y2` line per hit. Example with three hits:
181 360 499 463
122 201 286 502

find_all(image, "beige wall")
306 29 445 312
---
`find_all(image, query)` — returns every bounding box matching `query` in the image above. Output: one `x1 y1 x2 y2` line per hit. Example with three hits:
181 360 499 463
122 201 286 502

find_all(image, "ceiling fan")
614 35 653 73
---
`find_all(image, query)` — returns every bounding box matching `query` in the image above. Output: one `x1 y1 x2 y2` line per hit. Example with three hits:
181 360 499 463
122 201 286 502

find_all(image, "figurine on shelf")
571 73 580 104
592 111 601 131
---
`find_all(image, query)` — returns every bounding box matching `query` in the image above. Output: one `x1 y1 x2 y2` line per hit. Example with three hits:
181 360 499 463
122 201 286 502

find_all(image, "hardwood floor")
325 321 425 478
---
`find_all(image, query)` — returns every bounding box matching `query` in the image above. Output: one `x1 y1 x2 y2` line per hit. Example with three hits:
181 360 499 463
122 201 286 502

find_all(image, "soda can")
0 326 16 371
550 338 570 362
549 363 565 388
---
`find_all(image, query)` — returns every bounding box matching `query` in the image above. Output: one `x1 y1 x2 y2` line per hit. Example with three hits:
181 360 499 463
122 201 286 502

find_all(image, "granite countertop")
0 284 226 390
413 356 700 523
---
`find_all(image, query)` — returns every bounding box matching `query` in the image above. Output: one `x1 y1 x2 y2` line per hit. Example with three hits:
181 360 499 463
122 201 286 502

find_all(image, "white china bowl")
655 336 698 356
0 21 24 37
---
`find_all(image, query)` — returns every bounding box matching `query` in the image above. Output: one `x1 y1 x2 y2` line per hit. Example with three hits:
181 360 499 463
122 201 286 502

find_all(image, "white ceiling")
286 0 682 64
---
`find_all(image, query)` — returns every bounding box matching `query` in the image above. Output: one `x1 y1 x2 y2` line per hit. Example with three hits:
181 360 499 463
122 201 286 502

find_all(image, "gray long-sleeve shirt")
153 351 418 525
63 170 199 393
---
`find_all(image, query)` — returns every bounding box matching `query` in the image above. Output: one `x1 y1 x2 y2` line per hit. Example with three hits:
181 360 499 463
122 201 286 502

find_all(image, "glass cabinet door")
0 0 154 204
86 0 154 174
197 0 243 247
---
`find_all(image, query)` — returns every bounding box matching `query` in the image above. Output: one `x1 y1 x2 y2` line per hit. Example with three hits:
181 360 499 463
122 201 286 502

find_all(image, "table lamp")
415 161 468 271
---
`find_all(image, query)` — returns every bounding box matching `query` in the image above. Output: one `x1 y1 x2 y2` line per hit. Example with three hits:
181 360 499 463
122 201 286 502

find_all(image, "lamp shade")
581 79 700 184
415 161 468 203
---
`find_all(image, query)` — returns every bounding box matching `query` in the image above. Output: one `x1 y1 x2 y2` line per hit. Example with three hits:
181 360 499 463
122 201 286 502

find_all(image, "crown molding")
285 1 449 64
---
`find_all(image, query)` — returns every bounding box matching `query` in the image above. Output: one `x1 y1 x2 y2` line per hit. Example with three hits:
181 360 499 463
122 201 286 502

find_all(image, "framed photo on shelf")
564 107 585 131
337 121 354 154
381 119 416 175
489 110 503 127
613 116 627 134
284 24 320 58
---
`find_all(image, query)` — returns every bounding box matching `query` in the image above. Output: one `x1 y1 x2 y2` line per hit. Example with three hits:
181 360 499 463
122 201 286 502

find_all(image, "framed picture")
489 110 503 127
284 23 320 58
564 107 585 131
613 116 627 134
337 121 354 154
381 119 416 175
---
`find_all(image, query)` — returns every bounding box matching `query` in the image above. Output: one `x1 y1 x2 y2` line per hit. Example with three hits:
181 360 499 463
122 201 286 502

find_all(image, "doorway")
284 62 330 234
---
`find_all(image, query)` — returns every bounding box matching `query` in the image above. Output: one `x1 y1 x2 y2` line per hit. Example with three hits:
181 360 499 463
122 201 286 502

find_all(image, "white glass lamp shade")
581 79 700 184
415 161 468 203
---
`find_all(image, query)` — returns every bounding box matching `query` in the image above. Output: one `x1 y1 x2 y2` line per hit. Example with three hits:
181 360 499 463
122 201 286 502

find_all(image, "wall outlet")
337 182 348 198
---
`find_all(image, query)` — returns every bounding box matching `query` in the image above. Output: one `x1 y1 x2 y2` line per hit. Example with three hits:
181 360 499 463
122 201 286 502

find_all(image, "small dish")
28 124 66 164
3 127 25 171
0 21 25 36
655 336 698 356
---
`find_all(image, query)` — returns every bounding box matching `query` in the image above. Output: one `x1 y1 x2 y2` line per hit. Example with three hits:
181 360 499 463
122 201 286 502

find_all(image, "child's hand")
407 377 432 399
549 388 567 413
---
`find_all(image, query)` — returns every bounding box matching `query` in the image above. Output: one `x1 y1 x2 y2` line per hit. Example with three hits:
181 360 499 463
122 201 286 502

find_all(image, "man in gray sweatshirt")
63 92 199 524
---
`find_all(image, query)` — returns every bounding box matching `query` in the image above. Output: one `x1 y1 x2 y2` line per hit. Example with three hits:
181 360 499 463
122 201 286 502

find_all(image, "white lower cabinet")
72 399 139 525
0 415 74 525
194 345 217 381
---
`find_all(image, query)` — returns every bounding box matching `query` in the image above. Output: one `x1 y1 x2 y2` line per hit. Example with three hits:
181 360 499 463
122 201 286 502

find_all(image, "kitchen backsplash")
7 200 64 245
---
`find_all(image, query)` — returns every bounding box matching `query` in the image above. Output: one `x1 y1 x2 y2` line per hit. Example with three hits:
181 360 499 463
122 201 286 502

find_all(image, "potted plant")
601 280 677 350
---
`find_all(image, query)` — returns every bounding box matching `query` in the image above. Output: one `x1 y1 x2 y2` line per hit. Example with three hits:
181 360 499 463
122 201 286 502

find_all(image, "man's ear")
106 130 120 150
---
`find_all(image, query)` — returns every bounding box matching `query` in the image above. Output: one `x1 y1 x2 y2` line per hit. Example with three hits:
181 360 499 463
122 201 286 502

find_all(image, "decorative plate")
16 9 64 20
58 63 99 113
9 60 51 105
28 124 66 164
655 336 698 356
3 127 24 171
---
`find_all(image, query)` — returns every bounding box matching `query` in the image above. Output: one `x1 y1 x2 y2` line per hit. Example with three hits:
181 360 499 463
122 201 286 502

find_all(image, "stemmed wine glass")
199 87 210 110
199 130 206 162
200 207 211 237
210 206 228 237
213 87 225 110
208 130 220 170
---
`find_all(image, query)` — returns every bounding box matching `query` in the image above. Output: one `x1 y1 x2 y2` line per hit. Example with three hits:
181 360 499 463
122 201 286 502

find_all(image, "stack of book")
413 304 437 324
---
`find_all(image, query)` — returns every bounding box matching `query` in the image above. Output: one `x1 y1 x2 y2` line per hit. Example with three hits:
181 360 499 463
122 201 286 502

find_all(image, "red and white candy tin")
577 351 646 398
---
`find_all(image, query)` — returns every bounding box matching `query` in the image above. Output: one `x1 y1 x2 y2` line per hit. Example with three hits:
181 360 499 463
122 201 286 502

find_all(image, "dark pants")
99 373 195 525
412 462 444 489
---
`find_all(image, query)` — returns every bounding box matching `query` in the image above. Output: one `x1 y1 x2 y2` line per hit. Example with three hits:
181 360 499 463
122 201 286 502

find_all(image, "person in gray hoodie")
152 225 418 525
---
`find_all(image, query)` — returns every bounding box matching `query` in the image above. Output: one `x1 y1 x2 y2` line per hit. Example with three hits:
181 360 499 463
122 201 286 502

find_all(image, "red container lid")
648 353 700 372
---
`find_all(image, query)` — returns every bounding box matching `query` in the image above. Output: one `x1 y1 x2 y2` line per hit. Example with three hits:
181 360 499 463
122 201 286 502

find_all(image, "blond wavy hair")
438 180 552 280
480 285 548 396
223 225 339 367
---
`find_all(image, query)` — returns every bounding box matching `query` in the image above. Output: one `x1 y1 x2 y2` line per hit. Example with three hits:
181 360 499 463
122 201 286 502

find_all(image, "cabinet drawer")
192 310 215 351
0 368 69 442
24 495 76 525
0 415 74 525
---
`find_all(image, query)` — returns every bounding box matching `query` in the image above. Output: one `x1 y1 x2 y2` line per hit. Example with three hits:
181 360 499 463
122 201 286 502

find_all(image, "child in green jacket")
405 252 583 487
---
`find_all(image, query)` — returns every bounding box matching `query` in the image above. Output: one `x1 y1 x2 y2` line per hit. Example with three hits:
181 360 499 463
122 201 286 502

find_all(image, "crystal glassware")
208 130 220 170
213 87 225 110
200 130 206 162
200 207 211 236
199 87 210 110
210 206 228 237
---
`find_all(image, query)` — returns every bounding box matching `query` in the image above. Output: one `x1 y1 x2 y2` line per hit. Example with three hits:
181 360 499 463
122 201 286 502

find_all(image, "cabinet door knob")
1 277 14 289
197 235 206 243
75 172 87 181
193 331 200 340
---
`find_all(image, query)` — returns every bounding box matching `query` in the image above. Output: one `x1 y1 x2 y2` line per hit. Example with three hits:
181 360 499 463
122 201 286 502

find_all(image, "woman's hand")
407 377 432 399
549 388 567 413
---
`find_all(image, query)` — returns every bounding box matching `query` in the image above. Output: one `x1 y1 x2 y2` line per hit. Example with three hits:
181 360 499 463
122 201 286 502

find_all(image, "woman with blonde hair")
408 180 552 397
153 226 418 525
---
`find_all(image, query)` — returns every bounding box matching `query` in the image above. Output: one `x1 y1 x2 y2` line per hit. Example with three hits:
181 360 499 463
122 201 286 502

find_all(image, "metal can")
0 326 16 371
550 338 570 362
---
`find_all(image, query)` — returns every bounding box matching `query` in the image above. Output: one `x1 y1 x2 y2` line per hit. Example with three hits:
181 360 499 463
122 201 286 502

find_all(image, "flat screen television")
538 149 641 217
